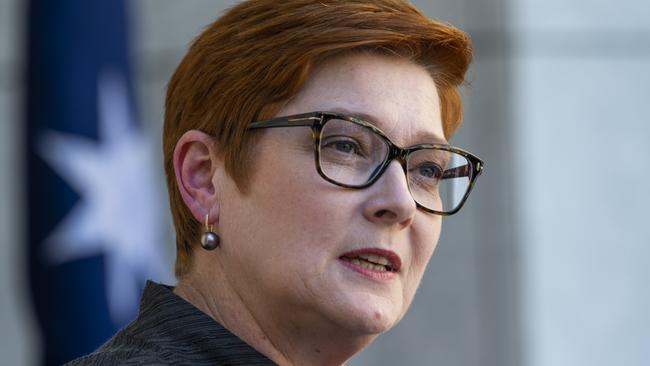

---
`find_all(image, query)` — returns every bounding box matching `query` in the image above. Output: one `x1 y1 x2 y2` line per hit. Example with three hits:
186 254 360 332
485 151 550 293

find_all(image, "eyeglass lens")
318 118 472 213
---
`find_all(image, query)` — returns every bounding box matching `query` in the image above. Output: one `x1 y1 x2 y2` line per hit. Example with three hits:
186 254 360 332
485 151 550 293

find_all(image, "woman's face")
215 53 444 336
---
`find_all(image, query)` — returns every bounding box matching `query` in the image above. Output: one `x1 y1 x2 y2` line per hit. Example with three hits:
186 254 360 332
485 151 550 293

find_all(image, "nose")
362 160 416 228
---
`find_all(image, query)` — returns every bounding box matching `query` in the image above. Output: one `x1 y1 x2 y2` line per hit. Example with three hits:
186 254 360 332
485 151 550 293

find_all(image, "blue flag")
25 1 168 364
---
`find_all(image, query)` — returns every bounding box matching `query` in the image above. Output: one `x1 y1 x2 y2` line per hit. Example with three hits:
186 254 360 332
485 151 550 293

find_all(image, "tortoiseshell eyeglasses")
249 112 484 215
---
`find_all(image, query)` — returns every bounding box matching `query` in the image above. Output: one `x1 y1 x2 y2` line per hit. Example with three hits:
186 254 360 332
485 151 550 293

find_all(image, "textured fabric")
66 281 277 365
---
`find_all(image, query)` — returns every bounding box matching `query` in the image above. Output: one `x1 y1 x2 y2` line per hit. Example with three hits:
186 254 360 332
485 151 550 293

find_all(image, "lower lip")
339 259 397 280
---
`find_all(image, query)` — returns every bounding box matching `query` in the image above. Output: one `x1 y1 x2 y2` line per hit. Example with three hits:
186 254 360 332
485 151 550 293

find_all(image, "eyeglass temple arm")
442 164 471 180
441 160 484 180
249 116 320 129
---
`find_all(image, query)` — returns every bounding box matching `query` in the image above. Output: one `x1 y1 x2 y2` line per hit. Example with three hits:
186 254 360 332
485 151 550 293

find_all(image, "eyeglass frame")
248 111 484 216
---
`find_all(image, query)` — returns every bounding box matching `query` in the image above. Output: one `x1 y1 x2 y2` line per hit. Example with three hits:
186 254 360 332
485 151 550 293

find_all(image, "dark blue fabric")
25 1 138 364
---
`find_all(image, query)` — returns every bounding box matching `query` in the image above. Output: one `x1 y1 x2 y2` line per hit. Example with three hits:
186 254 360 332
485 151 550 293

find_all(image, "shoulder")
66 281 274 365
65 334 172 365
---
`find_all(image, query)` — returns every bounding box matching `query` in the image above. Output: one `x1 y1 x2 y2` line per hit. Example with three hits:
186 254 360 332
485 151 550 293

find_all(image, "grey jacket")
66 281 276 365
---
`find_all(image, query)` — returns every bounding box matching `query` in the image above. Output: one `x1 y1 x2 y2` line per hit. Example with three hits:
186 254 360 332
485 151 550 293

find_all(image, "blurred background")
1 0 648 365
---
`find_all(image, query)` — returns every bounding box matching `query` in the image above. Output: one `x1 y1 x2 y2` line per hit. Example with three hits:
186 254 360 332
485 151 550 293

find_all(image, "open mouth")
339 249 401 273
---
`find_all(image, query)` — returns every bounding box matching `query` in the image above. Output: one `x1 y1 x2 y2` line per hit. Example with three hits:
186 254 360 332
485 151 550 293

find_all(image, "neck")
173 255 375 366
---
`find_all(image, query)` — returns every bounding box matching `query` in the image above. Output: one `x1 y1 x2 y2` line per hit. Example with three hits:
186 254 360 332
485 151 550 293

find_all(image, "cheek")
404 214 442 296
246 150 354 265
235 171 358 307
414 215 441 266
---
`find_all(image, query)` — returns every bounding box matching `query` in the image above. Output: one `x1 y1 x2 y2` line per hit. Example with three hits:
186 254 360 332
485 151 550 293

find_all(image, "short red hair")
163 0 473 277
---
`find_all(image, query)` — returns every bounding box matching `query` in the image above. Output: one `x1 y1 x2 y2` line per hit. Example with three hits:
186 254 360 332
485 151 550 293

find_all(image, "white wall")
512 1 650 365
0 0 38 364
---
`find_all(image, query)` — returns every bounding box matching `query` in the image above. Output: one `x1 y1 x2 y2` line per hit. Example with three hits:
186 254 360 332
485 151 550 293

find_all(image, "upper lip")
340 248 402 272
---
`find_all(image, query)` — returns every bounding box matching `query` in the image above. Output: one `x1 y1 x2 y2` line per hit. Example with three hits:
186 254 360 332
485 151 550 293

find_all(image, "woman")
69 0 483 365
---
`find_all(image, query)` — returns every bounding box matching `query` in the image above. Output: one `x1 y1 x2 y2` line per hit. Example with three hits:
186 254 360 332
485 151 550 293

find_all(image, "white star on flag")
37 70 170 326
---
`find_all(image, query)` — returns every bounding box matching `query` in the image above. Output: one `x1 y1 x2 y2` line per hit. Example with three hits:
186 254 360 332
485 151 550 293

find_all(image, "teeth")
359 259 387 272
345 257 388 272
357 253 391 267
372 254 390 266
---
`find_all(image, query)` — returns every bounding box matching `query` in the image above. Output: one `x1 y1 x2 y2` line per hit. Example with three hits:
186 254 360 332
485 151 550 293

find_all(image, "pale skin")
173 53 445 366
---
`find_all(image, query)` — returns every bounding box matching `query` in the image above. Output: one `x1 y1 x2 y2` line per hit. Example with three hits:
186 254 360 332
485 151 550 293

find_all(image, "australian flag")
25 1 169 364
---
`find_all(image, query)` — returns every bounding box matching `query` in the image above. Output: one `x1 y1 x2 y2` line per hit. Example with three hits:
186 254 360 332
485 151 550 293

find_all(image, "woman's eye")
416 163 442 179
334 141 356 153
323 139 361 155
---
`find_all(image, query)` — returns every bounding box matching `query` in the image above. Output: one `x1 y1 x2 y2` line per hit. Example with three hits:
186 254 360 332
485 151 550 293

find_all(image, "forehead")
278 52 444 145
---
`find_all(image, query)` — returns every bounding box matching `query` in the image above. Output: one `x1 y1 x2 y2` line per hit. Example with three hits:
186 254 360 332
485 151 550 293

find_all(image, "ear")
173 130 221 226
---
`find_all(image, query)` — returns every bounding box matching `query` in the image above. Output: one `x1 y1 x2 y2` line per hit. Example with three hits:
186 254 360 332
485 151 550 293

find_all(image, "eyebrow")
326 107 449 145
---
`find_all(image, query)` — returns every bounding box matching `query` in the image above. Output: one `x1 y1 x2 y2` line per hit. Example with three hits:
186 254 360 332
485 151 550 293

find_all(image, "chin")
328 293 404 336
